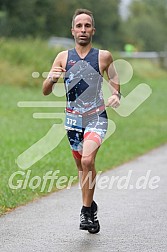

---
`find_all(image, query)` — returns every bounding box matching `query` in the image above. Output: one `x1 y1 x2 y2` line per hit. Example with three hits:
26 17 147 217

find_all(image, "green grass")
0 37 63 87
0 39 167 215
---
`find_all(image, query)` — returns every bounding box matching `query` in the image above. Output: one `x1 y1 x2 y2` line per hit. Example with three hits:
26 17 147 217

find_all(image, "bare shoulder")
52 50 68 68
55 50 68 62
99 49 113 74
99 49 113 63
56 50 68 58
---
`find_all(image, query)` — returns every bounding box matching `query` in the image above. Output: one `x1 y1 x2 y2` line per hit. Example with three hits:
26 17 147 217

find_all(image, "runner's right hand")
49 66 66 82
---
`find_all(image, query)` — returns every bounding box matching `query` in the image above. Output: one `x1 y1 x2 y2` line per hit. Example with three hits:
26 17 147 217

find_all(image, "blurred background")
0 0 167 51
0 0 167 215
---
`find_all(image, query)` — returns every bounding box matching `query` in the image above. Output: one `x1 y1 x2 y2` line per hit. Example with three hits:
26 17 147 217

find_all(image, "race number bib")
65 112 82 132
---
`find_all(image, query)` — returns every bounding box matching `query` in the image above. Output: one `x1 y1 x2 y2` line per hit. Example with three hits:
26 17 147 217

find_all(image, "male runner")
43 9 120 233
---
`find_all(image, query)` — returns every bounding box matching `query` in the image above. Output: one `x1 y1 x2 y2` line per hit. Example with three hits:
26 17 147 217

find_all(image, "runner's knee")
81 156 95 170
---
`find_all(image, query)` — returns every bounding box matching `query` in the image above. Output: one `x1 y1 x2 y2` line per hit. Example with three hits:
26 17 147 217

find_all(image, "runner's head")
71 9 95 46
72 9 95 28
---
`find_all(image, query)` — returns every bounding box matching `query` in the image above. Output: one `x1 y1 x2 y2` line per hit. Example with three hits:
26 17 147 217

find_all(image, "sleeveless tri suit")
64 48 108 159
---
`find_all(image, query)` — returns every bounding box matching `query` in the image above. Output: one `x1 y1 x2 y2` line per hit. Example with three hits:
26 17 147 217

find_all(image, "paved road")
0 144 167 252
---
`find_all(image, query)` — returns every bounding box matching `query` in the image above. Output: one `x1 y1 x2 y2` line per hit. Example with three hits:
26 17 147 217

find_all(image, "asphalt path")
0 144 167 252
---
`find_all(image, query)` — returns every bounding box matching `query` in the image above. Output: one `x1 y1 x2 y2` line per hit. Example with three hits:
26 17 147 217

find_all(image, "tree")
0 0 122 49
123 0 167 51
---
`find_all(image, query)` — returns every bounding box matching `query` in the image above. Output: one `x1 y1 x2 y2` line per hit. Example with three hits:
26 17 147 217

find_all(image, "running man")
43 8 121 233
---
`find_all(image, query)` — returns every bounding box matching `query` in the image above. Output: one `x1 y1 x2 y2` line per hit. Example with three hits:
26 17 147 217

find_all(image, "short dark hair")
72 9 95 28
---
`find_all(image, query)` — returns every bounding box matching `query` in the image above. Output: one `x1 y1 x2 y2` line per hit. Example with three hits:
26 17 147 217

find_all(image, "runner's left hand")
106 95 120 108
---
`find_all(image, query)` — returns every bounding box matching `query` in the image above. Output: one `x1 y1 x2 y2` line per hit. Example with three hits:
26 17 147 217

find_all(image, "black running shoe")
88 201 100 234
80 210 96 231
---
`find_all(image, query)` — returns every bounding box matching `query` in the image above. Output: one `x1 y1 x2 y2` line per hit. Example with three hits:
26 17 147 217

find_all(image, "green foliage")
1 0 166 51
123 0 167 51
0 38 62 87
0 0 122 49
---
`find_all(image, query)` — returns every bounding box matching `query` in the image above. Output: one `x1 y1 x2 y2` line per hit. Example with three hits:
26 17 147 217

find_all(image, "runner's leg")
80 135 100 207
71 134 100 206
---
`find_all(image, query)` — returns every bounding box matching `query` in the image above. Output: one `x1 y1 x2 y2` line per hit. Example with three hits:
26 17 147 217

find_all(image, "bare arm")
100 50 121 108
106 54 120 93
42 51 67 96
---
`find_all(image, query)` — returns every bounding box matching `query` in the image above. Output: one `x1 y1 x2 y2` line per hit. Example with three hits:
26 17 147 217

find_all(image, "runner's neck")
75 44 92 59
